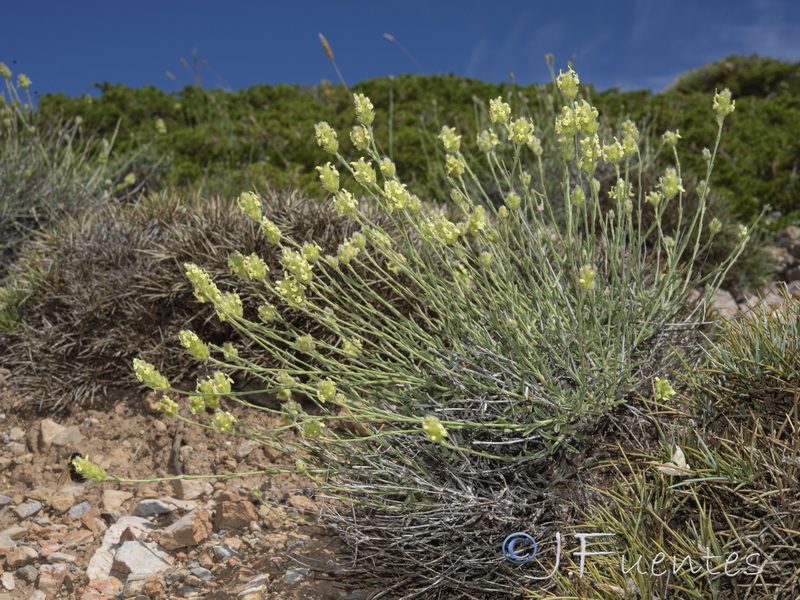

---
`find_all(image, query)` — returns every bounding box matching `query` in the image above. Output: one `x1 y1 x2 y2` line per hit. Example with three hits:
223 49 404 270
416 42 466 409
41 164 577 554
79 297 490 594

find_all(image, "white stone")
111 540 172 579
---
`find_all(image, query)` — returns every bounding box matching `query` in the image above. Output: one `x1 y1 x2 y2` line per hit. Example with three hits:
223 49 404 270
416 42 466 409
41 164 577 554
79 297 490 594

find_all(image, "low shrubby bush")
0 63 116 277
3 188 409 413
115 69 758 597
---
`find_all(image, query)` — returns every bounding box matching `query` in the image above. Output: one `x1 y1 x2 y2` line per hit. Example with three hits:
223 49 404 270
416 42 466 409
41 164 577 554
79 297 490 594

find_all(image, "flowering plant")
129 77 750 597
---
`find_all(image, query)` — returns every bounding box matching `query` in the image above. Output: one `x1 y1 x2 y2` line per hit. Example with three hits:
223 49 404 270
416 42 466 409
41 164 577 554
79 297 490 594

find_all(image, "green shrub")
32 59 799 231
665 54 800 97
118 73 755 596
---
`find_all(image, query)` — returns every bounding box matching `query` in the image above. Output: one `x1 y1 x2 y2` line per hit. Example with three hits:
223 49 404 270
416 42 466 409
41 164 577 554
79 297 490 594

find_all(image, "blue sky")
2 0 799 101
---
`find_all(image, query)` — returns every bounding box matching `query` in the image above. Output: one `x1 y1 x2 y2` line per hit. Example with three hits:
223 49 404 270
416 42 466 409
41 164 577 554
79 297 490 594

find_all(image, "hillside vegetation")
31 54 800 224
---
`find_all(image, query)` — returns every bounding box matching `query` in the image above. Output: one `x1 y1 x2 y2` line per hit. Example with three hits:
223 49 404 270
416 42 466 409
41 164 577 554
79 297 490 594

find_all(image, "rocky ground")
0 387 378 600
1 225 799 600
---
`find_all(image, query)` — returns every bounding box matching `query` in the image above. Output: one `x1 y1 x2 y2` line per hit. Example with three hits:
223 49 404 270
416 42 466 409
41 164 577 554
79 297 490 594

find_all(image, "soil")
0 380 378 600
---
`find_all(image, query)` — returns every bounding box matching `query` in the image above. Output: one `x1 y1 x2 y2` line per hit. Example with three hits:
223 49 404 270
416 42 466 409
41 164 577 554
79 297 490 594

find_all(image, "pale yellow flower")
438 125 462 153
422 415 448 443
489 97 511 124
556 67 579 100
353 93 375 125
316 162 339 193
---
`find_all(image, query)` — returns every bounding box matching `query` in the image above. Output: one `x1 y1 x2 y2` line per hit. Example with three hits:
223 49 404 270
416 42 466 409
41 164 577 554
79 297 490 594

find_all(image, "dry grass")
3 188 411 413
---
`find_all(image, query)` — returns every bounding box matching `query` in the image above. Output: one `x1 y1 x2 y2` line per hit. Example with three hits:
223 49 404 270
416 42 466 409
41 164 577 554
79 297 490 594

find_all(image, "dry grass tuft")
3 188 407 414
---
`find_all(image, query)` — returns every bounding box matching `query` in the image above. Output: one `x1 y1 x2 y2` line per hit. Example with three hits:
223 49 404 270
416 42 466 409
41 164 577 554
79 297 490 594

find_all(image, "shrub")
121 74 750 597
33 60 798 231
0 63 116 278
3 188 406 413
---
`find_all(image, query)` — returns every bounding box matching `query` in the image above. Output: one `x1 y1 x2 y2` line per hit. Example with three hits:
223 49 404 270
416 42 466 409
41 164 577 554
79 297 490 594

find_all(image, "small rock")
764 245 794 272
287 494 318 515
222 536 242 550
28 592 47 600
171 479 213 501
217 489 241 502
261 444 284 462
16 564 38 583
740 285 789 313
102 489 133 513
7 427 24 442
282 567 310 586
158 496 197 512
158 508 212 550
77 514 105 539
759 290 786 310
213 501 258 532
190 566 212 581
122 574 148 597
776 225 800 260
235 440 259 459
286 538 305 551
0 533 15 548
143 576 167 597
0 495 12 506
0 572 13 591
39 419 66 450
12 500 42 520
10 452 34 466
132 499 175 518
5 545 38 568
60 529 94 548
211 543 239 561
239 573 270 599
183 574 203 587
67 501 91 518
47 491 76 513
37 564 68 599
6 442 26 457
711 289 739 319
39 543 63 557
166 568 188 584
51 425 83 447
0 526 26 540
27 488 54 502
47 551 77 564
111 540 173 579
85 516 156 588
81 578 123 600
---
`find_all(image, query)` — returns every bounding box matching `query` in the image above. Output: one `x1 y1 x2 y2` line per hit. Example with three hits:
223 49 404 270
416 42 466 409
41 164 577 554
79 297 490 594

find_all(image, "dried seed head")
318 33 335 62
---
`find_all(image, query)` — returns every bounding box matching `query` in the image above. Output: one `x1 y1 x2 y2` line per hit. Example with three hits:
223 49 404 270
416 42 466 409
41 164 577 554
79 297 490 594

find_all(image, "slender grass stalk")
318 33 347 89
